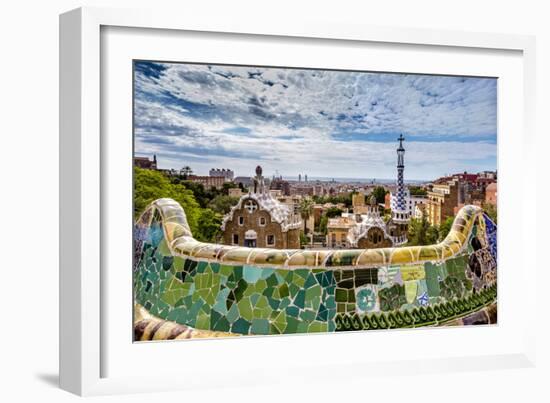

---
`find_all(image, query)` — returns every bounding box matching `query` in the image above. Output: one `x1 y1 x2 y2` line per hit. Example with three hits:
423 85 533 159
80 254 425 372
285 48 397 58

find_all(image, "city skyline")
133 155 467 184
134 61 497 180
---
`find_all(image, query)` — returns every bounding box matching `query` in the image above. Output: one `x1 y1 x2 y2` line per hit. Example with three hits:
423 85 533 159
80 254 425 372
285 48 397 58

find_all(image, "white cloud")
134 62 497 180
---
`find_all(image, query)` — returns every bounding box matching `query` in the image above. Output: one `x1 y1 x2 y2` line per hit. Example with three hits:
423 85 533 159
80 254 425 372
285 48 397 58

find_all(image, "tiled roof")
347 215 392 247
221 191 302 232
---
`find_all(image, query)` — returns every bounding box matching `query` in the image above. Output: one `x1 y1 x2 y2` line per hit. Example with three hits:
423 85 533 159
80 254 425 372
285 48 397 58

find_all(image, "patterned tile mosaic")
133 198 497 341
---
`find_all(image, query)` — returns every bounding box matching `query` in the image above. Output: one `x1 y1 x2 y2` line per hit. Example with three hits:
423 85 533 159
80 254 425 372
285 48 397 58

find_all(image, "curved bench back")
134 198 497 335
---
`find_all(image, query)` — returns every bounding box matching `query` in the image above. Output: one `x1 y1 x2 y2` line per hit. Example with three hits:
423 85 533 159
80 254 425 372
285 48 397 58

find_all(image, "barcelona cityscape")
133 61 497 341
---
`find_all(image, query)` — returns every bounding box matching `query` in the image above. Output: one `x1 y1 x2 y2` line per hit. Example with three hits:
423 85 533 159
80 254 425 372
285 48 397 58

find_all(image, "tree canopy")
312 193 353 207
409 186 428 196
407 215 438 246
371 186 388 204
437 216 455 241
134 167 200 230
208 195 241 215
299 198 314 234
134 167 224 242
325 207 343 218
482 202 497 224
318 215 329 235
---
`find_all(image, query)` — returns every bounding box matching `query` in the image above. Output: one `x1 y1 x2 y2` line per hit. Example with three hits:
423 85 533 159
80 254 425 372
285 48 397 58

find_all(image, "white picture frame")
60 6 537 396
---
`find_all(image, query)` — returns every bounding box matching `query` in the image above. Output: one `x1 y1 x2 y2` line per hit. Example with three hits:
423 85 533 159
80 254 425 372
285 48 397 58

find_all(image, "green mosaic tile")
294 290 306 308
304 273 318 288
251 319 270 334
286 306 299 317
305 284 322 301
237 298 253 321
288 283 300 298
243 266 262 283
335 288 347 302
265 273 279 287
299 309 316 322
196 314 210 329
232 318 251 334
134 202 496 339
279 297 291 310
285 317 300 333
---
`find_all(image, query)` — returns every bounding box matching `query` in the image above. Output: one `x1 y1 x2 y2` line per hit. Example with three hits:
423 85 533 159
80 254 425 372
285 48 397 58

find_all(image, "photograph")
132 61 498 341
1 0 546 400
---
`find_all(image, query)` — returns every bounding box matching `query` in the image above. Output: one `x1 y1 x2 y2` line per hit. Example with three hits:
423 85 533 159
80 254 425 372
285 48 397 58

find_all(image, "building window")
233 234 239 245
266 234 275 246
244 199 258 213
259 217 266 226
238 216 244 226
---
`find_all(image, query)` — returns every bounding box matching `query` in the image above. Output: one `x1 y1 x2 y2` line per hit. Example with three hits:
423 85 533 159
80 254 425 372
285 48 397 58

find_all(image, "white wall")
0 0 548 402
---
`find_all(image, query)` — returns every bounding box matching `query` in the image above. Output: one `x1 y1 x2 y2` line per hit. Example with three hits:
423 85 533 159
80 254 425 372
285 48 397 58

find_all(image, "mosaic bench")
133 198 497 341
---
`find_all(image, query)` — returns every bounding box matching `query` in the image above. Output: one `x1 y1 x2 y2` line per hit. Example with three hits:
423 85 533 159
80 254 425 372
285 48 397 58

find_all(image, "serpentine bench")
133 198 497 341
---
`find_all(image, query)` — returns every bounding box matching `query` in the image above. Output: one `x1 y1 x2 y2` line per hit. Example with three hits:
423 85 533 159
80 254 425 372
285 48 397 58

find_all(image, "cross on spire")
398 134 405 149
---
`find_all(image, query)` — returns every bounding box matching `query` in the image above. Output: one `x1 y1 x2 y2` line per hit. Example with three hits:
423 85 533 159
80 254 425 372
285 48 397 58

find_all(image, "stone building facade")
187 175 225 190
426 180 460 226
327 216 356 248
327 196 395 249
356 226 393 249
348 195 394 248
209 168 234 181
221 166 302 249
134 155 157 170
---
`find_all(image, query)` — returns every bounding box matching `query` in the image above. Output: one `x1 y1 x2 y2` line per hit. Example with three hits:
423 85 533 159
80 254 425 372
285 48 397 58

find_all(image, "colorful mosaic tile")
133 198 497 341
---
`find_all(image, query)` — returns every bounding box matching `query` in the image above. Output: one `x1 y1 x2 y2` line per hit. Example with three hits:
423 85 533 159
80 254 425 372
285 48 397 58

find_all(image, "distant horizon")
137 154 495 184
134 61 497 180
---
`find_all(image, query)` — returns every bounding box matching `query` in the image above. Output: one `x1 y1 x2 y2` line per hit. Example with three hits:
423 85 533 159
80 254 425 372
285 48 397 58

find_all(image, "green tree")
299 198 314 235
196 209 222 242
482 202 497 224
426 225 439 244
318 215 329 235
409 186 428 196
208 195 240 215
337 193 353 207
407 214 438 246
176 180 208 207
222 182 238 195
312 195 324 204
438 216 455 241
299 232 308 248
179 166 193 179
325 207 343 218
134 167 201 234
311 193 352 207
371 186 388 205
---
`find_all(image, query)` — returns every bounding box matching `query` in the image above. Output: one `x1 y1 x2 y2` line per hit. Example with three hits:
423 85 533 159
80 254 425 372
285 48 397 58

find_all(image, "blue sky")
134 61 497 181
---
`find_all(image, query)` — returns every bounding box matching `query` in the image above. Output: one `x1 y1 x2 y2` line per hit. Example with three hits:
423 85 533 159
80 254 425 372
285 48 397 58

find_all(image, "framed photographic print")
132 61 498 341
60 6 537 396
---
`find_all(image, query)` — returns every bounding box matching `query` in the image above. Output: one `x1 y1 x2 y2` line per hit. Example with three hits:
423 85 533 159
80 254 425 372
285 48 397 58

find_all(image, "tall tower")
396 134 406 212
253 165 266 194
391 134 410 244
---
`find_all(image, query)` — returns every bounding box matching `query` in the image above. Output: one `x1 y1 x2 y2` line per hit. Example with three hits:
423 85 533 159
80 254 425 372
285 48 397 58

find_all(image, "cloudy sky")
134 61 497 181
